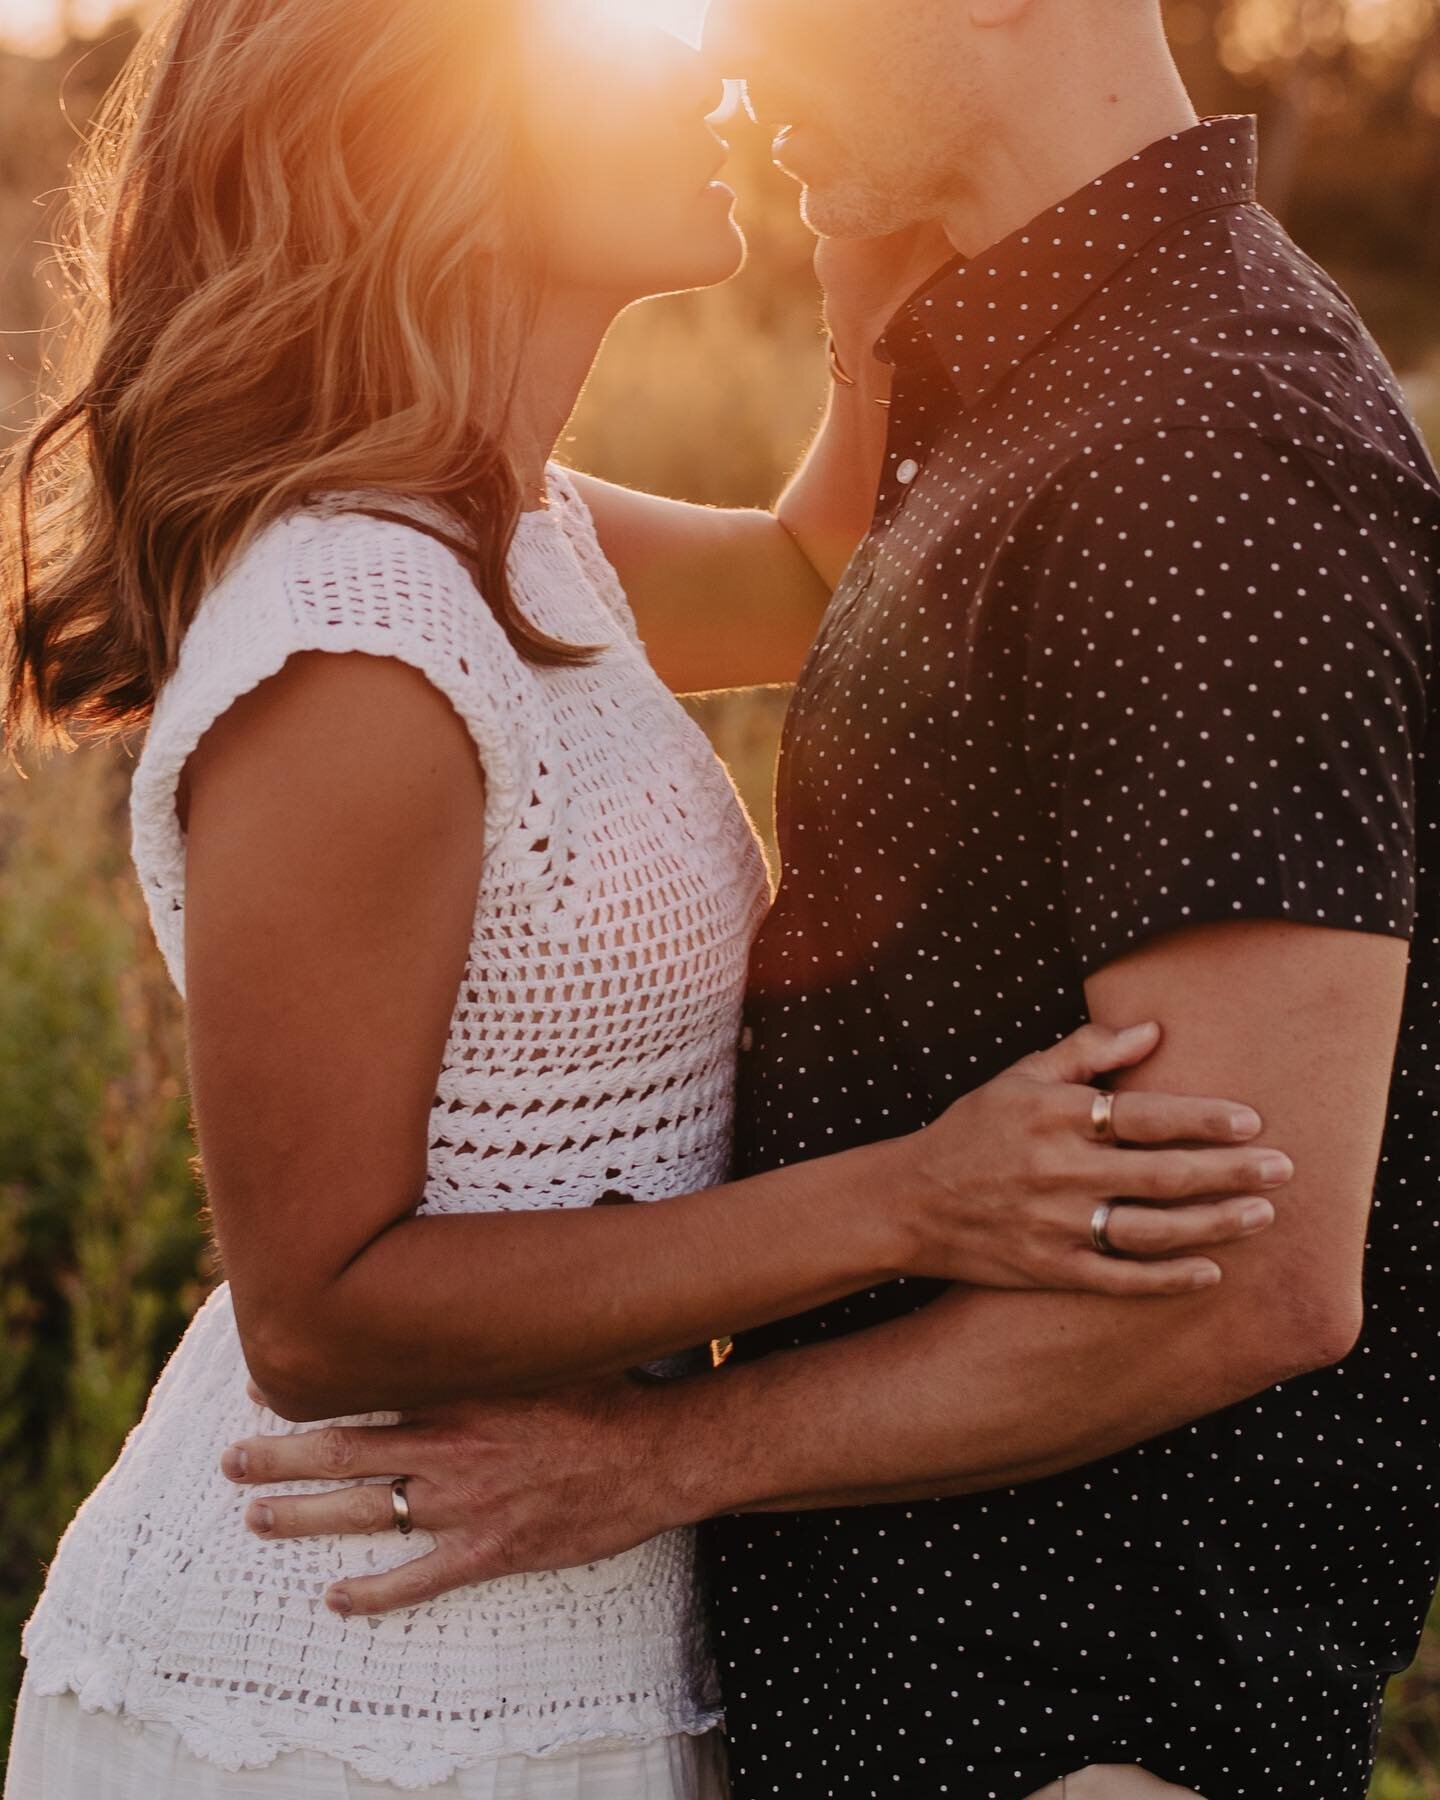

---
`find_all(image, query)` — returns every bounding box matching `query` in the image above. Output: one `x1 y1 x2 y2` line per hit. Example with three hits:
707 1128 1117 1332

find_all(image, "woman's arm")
566 365 888 694
570 225 951 692
184 649 1286 1423
561 472 830 692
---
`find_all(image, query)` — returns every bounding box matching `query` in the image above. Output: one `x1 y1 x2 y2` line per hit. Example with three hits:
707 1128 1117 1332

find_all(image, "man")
223 1 1440 1792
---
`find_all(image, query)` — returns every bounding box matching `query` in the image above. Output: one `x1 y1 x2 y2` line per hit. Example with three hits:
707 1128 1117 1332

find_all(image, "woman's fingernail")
328 1589 353 1616
1258 1155 1293 1187
1120 1021 1159 1045
1192 1266 1223 1289
249 1503 274 1533
220 1446 248 1480
1230 1109 1262 1138
1240 1200 1275 1231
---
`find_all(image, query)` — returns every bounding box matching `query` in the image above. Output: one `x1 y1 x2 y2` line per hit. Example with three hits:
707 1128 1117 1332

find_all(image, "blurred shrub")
0 747 210 1738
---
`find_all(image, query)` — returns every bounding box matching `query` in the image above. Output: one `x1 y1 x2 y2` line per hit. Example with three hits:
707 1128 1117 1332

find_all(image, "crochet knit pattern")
20 466 771 1788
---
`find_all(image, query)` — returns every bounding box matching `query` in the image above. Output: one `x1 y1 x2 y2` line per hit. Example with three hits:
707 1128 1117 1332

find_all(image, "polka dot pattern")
704 115 1440 1798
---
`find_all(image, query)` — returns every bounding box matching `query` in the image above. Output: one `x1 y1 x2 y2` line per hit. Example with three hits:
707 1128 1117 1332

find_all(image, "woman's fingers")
1094 1144 1293 1203
1101 1195 1275 1258
1022 1020 1161 1086
1087 1088 1264 1146
1066 1252 1229 1298
243 1479 407 1541
1053 1195 1279 1296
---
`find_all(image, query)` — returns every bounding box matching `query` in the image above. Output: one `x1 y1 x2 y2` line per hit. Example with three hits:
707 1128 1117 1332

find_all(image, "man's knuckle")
319 1427 358 1476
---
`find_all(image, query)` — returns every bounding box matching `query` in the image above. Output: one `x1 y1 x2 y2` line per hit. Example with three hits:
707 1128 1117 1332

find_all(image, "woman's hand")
899 1020 1291 1295
816 218 957 382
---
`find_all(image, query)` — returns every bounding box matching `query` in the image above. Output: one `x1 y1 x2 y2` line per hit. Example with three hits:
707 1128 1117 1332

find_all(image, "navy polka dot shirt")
705 115 1440 1799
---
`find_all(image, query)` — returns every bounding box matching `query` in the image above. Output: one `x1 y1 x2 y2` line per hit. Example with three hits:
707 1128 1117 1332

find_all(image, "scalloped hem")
21 1645 724 1793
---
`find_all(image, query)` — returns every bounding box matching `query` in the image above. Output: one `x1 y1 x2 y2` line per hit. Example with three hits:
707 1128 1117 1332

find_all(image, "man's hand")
221 1375 689 1617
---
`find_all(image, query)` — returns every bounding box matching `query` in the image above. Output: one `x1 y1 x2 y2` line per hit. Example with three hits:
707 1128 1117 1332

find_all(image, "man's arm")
219 917 1402 1619
655 917 1404 1515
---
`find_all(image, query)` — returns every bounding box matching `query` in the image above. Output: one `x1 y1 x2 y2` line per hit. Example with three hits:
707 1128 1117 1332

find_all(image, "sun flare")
570 0 709 48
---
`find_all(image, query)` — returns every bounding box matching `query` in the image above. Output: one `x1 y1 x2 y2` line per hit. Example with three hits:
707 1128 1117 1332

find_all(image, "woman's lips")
697 137 731 196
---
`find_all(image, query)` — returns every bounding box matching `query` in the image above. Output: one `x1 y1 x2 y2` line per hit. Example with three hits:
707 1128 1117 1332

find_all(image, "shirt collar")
876 114 1259 409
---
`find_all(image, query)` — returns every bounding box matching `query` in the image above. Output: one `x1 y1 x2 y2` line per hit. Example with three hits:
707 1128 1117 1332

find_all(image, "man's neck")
939 49 1198 260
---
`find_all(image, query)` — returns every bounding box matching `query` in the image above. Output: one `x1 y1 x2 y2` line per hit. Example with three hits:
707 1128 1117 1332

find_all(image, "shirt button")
895 458 920 485
739 1026 755 1053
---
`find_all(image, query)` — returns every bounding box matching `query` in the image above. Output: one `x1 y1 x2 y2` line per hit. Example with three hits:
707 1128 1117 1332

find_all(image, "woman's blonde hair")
3 0 591 758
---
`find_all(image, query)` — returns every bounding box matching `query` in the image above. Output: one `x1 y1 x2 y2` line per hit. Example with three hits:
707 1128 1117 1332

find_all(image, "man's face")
704 0 983 236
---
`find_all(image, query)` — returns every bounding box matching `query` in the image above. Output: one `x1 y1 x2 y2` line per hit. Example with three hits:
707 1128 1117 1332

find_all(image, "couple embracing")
6 0 1440 1797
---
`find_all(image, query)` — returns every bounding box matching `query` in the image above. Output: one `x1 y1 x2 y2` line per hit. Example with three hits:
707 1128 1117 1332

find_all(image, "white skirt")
3 1686 731 1800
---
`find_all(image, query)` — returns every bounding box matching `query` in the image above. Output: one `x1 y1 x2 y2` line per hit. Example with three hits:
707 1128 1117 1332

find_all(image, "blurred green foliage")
2 1 1439 1791
0 748 213 1748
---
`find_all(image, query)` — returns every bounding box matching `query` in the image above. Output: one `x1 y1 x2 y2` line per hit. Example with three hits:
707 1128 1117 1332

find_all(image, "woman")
0 1 1287 1795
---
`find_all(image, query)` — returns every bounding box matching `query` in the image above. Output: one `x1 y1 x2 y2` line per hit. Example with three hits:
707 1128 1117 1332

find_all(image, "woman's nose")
661 31 729 120
701 0 763 76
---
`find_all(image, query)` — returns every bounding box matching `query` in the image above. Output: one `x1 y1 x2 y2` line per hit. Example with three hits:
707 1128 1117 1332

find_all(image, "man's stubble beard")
798 147 964 241
796 3 976 238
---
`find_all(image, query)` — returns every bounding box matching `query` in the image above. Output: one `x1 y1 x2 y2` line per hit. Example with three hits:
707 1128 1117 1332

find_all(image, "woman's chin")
608 211 748 308
662 209 749 294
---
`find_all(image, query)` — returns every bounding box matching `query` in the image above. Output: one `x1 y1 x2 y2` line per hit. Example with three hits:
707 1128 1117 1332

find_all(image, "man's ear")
967 0 1035 25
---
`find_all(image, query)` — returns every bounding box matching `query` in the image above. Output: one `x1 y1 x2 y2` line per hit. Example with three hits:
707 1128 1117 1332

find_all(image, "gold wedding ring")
391 1478 414 1536
1089 1089 1118 1143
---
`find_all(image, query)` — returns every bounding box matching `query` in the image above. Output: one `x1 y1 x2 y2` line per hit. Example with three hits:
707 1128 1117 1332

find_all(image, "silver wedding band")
1089 1089 1118 1143
391 1478 414 1536
1091 1200 1119 1258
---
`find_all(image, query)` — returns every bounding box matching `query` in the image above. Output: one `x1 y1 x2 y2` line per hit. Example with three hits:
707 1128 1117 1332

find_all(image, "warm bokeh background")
2 0 1438 1789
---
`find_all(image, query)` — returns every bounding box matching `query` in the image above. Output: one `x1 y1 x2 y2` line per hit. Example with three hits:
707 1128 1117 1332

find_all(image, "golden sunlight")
0 0 713 55
572 0 709 47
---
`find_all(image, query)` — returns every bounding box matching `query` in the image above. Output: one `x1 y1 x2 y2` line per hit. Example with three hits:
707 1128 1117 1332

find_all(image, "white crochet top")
20 466 770 1788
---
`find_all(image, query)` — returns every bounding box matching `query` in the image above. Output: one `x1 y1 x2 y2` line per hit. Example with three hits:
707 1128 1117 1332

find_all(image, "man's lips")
772 122 821 169
741 86 821 168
